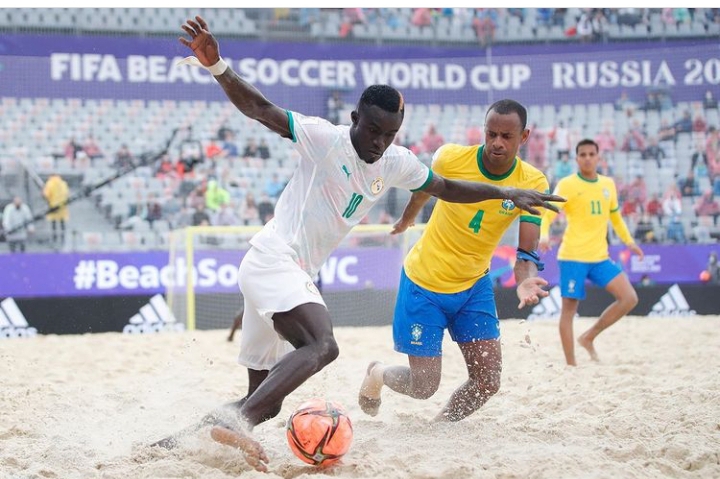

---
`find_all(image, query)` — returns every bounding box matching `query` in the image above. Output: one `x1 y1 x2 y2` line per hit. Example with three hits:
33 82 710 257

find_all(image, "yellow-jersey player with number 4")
539 139 644 366
359 99 565 422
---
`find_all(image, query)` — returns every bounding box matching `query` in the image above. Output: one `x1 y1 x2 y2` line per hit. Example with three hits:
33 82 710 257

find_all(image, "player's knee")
316 336 339 367
412 384 438 400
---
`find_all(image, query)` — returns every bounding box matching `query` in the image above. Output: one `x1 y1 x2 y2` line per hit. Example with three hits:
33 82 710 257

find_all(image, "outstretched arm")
391 191 431 235
423 174 565 216
514 222 549 309
180 16 291 139
610 209 644 260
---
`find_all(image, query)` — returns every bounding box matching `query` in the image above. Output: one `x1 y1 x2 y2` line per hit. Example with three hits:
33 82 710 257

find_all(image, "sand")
1 315 719 479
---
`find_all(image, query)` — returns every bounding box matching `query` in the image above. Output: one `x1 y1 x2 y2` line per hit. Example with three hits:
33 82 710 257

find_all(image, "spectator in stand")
576 9 593 42
674 110 693 134
621 194 643 225
420 124 445 155
690 139 710 179
550 121 571 160
692 216 713 244
265 172 285 199
553 150 574 182
536 8 554 27
326 90 344 125
204 137 225 163
213 201 239 227
525 125 547 171
258 139 271 160
641 136 666 169
466 124 484 147
411 8 433 27
633 213 656 244
643 91 662 111
672 8 692 26
645 193 663 224
614 90 637 115
114 144 135 170
626 174 647 206
662 184 683 217
703 90 718 110
595 126 617 160
298 8 321 30
145 193 163 228
705 126 720 180
692 112 708 143
472 8 497 46
621 120 646 152
339 8 366 38
257 194 275 225
64 137 83 162
695 189 720 226
239 193 260 226
218 127 239 158
678 170 700 198
243 138 259 158
2 196 34 253
82 135 103 164
205 179 230 212
191 202 211 226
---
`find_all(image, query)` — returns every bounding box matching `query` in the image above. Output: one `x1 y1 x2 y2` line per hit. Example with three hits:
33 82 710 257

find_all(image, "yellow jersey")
404 144 550 294
540 173 634 262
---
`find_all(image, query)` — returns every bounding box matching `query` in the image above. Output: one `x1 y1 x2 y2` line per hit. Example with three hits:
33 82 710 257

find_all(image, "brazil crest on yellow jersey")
404 144 550 294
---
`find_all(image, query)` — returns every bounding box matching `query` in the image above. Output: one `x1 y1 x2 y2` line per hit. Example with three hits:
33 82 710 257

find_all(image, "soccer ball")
286 398 353 466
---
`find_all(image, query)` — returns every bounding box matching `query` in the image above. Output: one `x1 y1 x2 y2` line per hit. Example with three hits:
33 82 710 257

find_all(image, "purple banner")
0 245 716 299
1 33 717 117
0 248 404 298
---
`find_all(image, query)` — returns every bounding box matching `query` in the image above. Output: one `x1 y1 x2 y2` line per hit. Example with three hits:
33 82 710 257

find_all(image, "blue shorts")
558 259 622 300
393 269 500 357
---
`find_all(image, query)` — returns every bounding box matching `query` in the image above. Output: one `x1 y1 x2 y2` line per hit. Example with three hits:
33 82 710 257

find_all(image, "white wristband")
176 56 228 76
207 57 228 76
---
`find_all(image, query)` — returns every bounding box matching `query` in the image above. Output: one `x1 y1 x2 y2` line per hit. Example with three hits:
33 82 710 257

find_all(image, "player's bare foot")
578 333 599 362
358 361 383 416
211 425 269 472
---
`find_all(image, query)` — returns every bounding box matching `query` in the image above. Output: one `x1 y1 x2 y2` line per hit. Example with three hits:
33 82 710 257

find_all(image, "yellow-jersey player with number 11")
539 139 644 366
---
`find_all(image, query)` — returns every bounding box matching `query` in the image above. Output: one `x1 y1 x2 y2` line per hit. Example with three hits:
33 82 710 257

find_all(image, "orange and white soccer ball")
286 398 353 466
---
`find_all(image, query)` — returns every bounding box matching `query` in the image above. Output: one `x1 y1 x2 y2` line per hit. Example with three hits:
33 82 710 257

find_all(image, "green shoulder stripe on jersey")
610 206 620 213
520 215 541 225
286 110 297 143
411 168 434 192
477 145 517 181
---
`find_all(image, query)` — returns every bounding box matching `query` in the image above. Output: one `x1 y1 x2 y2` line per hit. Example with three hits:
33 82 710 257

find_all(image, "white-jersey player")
155 15 564 472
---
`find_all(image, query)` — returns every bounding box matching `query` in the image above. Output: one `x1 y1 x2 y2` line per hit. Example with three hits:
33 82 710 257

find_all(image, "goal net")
166 224 426 331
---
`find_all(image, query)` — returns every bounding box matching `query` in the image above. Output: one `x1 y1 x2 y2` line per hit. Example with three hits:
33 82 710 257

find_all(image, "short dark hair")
358 84 405 116
486 99 528 130
576 138 599 154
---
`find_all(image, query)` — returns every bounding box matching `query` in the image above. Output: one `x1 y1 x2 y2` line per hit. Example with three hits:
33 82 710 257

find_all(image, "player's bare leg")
559 297 580 366
238 302 339 427
435 339 501 422
578 274 638 362
210 422 269 473
358 361 384 416
360 356 442 416
227 311 243 342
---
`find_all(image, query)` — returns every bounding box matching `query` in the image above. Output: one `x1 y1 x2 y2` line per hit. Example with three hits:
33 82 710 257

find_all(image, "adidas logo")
528 286 562 321
123 294 185 334
649 284 696 317
0 297 37 339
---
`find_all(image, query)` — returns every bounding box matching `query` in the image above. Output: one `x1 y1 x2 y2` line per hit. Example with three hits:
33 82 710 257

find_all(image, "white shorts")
237 246 326 370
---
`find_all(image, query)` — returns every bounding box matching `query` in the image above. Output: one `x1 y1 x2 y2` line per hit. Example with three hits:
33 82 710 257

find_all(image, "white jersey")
249 110 432 277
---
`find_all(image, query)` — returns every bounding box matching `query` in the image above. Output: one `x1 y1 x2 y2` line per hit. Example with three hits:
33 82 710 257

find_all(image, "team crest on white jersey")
306 281 320 295
371 177 384 195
